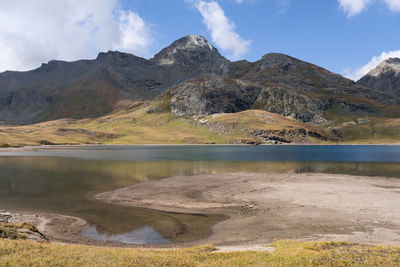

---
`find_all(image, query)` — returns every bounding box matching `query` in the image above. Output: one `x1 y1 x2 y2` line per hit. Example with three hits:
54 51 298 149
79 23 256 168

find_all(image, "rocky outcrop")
249 128 332 143
358 57 400 97
154 77 326 123
168 77 261 117
0 222 48 242
253 87 325 123
151 74 386 123
200 110 338 143
0 211 48 242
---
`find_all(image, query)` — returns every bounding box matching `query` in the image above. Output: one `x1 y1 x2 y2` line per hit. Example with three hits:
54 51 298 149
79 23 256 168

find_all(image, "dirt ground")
95 172 400 246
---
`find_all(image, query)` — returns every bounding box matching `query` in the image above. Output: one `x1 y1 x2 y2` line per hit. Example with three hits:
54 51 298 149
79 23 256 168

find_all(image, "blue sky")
0 0 399 80
123 0 400 80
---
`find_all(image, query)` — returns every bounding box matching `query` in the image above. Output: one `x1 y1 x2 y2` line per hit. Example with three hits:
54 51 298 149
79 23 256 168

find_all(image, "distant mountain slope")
0 35 397 124
231 53 391 102
357 58 400 98
228 53 397 120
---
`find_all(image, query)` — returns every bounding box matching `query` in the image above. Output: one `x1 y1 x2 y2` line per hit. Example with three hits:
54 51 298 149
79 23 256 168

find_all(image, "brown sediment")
95 172 400 246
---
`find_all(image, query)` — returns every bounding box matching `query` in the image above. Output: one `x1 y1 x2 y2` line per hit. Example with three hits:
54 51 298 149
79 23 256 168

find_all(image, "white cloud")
344 50 400 81
384 0 400 11
235 0 245 3
113 10 153 55
194 1 251 60
338 0 370 17
338 0 400 17
0 0 153 72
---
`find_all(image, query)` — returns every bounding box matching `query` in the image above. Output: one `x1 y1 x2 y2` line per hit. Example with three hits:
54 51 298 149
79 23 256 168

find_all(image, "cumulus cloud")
338 0 400 17
194 1 251 60
113 10 153 54
338 0 370 17
343 50 400 81
0 0 153 72
384 0 400 11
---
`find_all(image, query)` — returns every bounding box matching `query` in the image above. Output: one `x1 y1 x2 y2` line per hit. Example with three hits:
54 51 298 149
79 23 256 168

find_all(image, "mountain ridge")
0 35 398 125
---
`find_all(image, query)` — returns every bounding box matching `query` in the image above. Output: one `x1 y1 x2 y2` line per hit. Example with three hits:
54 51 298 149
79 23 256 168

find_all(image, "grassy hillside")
0 103 338 147
0 239 399 266
0 102 399 147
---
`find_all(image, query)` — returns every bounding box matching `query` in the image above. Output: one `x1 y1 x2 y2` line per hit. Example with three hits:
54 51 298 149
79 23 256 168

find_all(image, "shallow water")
0 145 399 244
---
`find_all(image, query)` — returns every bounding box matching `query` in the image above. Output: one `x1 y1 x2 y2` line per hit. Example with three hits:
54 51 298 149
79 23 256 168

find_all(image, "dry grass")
0 239 399 266
1 101 399 147
327 117 400 144
205 110 336 143
0 106 337 147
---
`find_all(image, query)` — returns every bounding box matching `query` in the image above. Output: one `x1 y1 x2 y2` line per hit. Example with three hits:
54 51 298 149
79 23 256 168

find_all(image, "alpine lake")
1 145 399 245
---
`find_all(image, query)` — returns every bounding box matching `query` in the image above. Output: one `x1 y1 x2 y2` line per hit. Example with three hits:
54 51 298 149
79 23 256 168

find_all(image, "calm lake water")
0 145 399 244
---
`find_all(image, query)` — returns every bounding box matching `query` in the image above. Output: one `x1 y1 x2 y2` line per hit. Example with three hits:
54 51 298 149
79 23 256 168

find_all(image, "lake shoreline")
2 144 400 248
1 210 102 246
96 172 400 246
0 210 194 248
3 171 400 247
1 142 400 152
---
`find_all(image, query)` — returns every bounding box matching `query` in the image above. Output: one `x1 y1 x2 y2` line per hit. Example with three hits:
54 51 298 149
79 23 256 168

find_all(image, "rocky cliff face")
253 87 326 123
167 77 261 116
357 57 400 97
153 77 326 123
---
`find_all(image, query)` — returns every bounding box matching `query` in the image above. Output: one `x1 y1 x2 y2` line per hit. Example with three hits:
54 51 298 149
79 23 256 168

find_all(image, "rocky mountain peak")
164 35 214 52
151 35 222 66
357 57 400 96
366 57 400 77
179 35 214 50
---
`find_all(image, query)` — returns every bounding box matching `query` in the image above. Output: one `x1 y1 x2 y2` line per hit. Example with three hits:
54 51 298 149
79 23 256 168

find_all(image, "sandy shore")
96 172 400 246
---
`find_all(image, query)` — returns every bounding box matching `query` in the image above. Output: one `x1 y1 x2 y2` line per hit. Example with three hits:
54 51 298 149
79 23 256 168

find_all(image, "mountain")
357 57 400 98
0 35 228 124
149 52 396 123
0 35 397 125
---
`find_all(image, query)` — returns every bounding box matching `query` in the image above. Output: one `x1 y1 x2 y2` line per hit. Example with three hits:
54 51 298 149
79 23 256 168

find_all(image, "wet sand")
96 172 400 246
